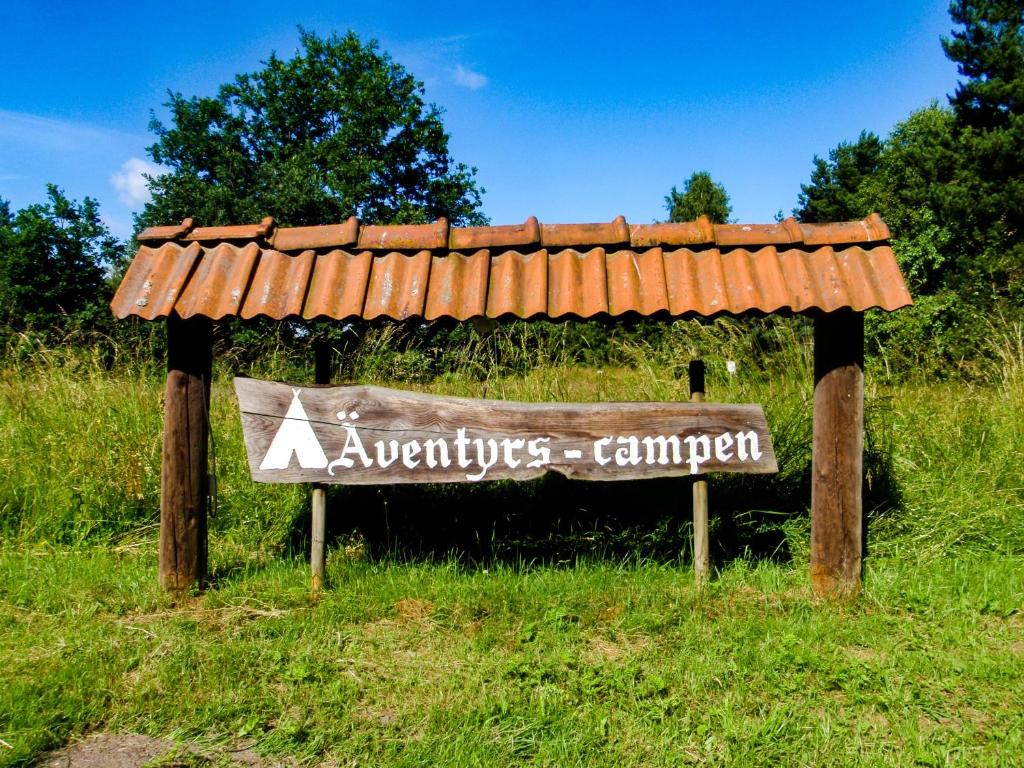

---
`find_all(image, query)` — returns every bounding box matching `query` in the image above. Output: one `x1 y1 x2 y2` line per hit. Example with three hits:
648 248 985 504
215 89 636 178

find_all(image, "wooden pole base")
311 337 331 594
311 484 327 593
160 315 212 592
811 311 864 597
689 360 710 586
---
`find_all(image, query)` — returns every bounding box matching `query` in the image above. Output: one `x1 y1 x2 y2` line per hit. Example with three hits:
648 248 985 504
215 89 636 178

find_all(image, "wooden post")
689 360 710 585
310 337 331 593
811 310 864 597
160 314 212 592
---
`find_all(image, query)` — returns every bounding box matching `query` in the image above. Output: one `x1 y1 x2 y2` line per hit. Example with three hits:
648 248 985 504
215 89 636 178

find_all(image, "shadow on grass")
285 476 788 568
280 395 902 569
205 554 277 590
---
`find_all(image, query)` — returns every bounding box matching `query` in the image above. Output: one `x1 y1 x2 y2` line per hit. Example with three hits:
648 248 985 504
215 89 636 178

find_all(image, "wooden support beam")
811 310 864 597
310 337 331 593
160 315 212 592
688 360 710 586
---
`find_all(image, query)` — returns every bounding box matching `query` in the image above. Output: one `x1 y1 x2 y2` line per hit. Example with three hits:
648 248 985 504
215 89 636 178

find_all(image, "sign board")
234 378 777 485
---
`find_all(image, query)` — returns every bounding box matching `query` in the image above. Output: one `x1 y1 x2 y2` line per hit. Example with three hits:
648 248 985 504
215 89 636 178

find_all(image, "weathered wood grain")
811 310 864 597
160 315 211 591
234 378 778 485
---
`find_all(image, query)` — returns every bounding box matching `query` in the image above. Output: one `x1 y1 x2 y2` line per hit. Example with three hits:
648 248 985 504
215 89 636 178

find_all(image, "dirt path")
35 732 296 767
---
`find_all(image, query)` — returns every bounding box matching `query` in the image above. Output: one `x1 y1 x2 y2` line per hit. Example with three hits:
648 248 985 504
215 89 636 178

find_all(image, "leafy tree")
793 131 883 222
140 30 485 229
857 106 965 291
664 171 731 223
0 186 123 341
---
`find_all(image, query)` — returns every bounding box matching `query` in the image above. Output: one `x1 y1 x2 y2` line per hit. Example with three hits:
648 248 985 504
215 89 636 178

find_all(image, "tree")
0 185 122 341
941 0 1024 283
856 105 966 291
793 131 883 222
664 171 731 223
140 30 485 229
942 0 1024 129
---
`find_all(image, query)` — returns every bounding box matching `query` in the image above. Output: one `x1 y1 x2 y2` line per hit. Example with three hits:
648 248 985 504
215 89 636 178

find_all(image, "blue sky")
1 1 960 239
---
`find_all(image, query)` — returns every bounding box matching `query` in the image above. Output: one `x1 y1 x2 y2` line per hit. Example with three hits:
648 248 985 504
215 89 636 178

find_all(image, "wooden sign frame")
159 308 866 598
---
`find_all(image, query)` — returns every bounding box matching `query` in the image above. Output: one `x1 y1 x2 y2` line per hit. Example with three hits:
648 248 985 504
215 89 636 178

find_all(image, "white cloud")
110 157 165 208
453 64 488 90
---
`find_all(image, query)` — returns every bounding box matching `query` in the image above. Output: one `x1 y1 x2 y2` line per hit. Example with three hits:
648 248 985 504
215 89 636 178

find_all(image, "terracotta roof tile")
271 217 359 251
777 248 819 312
720 249 763 310
716 223 797 247
303 250 373 320
548 249 608 318
606 248 669 316
449 218 540 250
112 241 202 320
357 220 448 250
137 218 195 242
425 250 490 320
363 251 432 320
487 249 548 318
629 221 709 247
240 249 314 319
112 215 911 321
175 242 260 319
542 216 629 248
185 217 274 242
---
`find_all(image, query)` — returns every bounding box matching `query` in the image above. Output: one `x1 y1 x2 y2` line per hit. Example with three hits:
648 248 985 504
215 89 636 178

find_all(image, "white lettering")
467 438 499 481
714 432 734 462
614 436 642 467
594 436 613 466
423 438 451 469
527 437 551 468
683 434 711 475
402 440 422 469
374 439 400 468
736 431 763 462
327 423 373 473
501 438 525 469
642 435 682 466
455 428 472 468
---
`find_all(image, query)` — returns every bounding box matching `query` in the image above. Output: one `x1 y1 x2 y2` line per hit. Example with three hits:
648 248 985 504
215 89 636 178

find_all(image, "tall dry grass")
0 318 1021 562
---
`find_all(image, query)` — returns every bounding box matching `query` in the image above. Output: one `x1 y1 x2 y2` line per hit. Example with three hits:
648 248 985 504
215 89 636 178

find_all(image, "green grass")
1 325 1023 764
1 324 1021 559
1 549 1022 766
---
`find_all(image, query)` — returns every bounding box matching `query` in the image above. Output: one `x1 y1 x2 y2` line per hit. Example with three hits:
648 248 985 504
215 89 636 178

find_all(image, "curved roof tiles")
111 214 911 321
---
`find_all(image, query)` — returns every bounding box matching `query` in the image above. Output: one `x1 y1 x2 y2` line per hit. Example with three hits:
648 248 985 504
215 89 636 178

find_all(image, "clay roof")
110 214 911 321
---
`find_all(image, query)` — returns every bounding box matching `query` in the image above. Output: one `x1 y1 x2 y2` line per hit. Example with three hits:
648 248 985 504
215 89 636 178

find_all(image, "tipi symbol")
259 389 328 470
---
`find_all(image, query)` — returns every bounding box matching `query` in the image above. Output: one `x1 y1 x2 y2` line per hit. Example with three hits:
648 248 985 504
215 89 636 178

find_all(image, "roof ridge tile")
137 218 195 242
135 213 891 250
629 221 711 247
186 216 274 242
357 219 449 250
449 217 540 249
272 216 359 251
541 219 631 248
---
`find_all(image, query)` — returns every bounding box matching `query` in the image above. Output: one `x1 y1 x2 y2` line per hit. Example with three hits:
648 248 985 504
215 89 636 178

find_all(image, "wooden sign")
234 378 777 485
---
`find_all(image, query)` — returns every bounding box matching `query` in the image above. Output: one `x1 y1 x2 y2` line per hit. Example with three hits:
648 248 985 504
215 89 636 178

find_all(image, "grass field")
1 324 1023 765
2 550 1022 766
